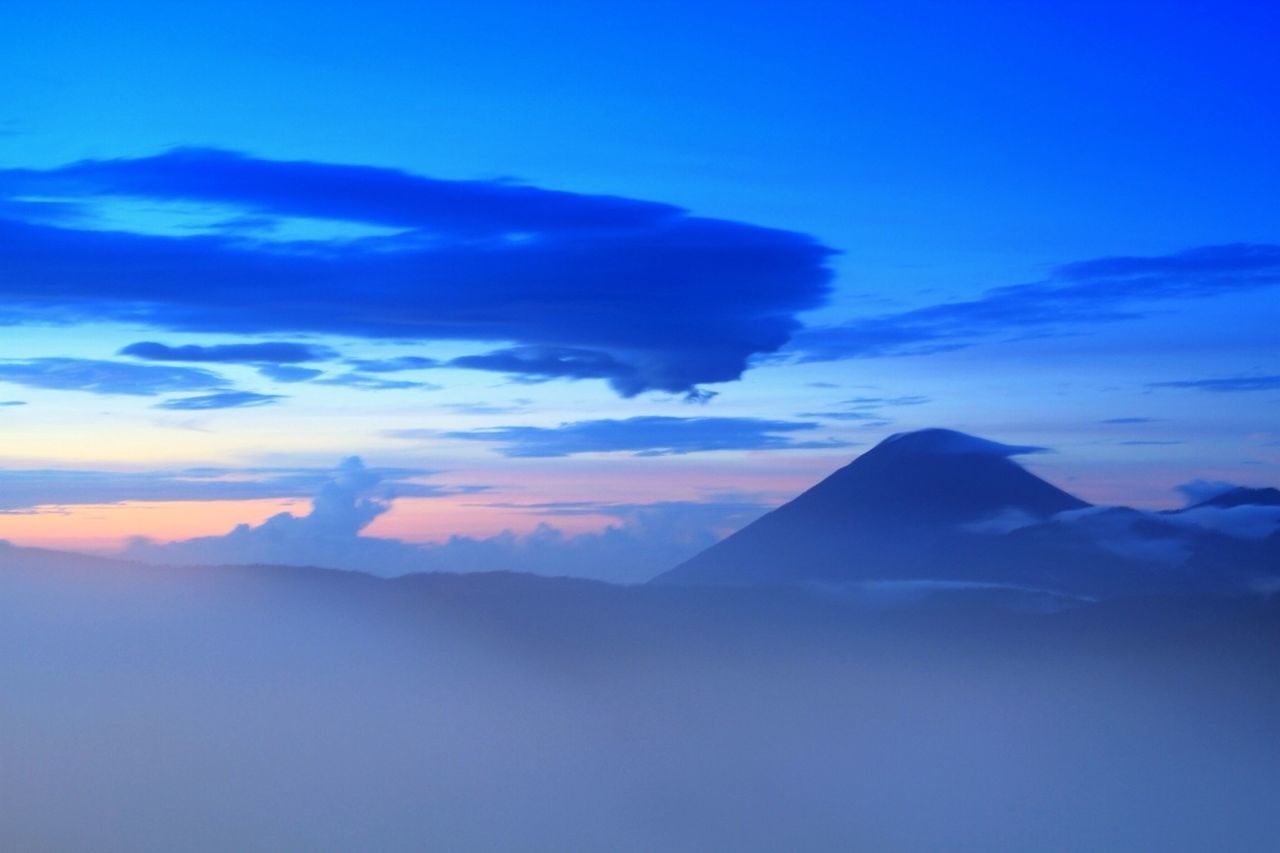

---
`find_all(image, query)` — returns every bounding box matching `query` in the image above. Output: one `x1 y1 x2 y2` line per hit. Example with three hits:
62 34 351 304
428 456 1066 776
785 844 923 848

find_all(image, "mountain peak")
655 427 1088 587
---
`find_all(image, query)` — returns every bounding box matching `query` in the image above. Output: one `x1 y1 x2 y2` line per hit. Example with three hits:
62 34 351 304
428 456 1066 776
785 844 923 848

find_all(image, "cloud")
1048 507 1193 564
1100 417 1158 425
1149 375 1280 393
0 461 455 511
123 459 769 581
0 400 25 406
345 356 439 373
314 373 439 391
124 457 410 570
0 148 834 396
449 346 640 389
257 365 324 383
0 357 225 395
441 401 533 416
879 428 1050 457
1168 505 1280 540
120 341 335 364
155 390 284 410
839 395 931 408
793 243 1280 360
409 416 850 457
795 411 884 421
1175 479 1241 505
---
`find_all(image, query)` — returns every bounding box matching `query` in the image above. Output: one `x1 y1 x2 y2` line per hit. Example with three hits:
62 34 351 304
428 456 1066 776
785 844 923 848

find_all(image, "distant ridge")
1186 486 1280 510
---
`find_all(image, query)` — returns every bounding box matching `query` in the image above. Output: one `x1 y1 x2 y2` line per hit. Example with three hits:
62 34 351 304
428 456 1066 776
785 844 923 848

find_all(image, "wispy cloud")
314 373 439 391
0 358 224 395
1149 375 1280 393
0 460 459 511
344 356 439 373
793 244 1280 360
155 390 284 410
396 416 850 457
257 365 325 383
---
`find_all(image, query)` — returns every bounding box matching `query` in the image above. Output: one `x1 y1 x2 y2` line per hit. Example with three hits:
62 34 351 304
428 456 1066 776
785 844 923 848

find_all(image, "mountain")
654 428 1280 596
1186 486 1280 509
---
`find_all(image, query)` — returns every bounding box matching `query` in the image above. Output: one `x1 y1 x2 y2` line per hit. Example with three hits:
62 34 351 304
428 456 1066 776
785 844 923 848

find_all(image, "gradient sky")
1 1 1277 575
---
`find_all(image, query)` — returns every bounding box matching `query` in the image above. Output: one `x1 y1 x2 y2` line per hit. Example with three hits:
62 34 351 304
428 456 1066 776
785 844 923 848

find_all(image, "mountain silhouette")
1186 486 1280 510
654 428 1279 596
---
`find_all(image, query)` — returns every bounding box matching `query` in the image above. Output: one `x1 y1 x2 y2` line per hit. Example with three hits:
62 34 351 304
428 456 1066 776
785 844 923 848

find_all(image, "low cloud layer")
123 458 768 581
0 148 834 396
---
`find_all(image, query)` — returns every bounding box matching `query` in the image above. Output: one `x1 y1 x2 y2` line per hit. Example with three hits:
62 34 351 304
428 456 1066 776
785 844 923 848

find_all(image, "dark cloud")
449 346 639 389
794 244 1280 360
0 461 455 511
413 416 849 457
0 358 224 395
120 341 335 364
155 391 283 410
0 149 834 396
1149 375 1280 393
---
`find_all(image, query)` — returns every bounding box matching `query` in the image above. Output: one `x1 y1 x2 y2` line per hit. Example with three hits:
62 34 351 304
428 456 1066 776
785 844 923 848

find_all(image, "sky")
0 0 1277 578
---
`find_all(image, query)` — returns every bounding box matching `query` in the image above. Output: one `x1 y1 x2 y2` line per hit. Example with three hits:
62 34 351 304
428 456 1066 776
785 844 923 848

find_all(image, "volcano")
654 428 1279 596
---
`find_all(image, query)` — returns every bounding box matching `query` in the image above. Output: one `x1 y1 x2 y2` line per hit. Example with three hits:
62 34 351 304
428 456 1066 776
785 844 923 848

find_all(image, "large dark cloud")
0 149 834 396
0 358 224 396
794 243 1280 360
413 416 850 457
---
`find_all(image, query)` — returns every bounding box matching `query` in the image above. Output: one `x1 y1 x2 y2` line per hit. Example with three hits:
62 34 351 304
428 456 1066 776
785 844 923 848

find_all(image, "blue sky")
1 0 1276 573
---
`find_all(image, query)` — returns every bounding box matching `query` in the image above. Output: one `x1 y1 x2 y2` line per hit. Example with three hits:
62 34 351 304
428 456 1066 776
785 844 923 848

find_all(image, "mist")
4 556 1278 852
